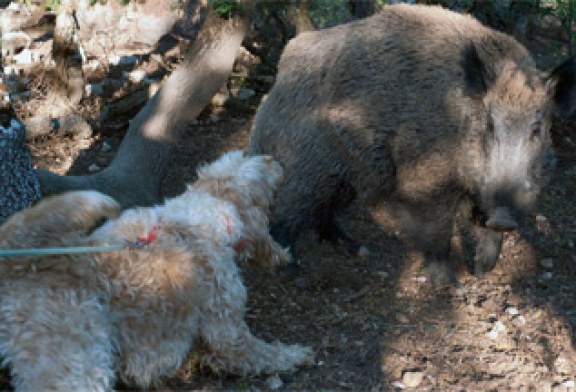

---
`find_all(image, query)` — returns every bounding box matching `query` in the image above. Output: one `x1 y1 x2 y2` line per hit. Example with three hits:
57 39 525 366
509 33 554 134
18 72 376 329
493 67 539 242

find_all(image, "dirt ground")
4 8 576 392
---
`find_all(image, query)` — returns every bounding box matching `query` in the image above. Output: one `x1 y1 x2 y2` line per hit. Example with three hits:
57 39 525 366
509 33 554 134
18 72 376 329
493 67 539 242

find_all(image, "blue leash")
0 244 128 258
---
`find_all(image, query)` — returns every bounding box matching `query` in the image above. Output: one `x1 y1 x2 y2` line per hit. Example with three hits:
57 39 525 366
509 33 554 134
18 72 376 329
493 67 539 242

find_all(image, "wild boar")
248 4 576 286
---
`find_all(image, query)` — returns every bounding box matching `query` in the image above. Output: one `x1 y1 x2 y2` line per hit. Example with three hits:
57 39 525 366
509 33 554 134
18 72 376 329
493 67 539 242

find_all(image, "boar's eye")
487 113 495 135
530 124 542 142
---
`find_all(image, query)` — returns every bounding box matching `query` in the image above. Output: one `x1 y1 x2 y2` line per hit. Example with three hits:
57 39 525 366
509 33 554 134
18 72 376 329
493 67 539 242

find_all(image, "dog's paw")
295 345 315 367
274 344 315 372
269 245 292 268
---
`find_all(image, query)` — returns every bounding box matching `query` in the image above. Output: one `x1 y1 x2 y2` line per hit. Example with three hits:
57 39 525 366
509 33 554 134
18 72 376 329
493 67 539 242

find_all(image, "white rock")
562 380 575 388
535 214 547 223
128 69 146 83
402 370 425 388
211 92 228 107
13 49 33 64
23 116 53 139
265 375 283 390
554 355 573 375
487 328 499 340
505 306 519 316
88 164 101 173
3 65 19 75
543 271 553 280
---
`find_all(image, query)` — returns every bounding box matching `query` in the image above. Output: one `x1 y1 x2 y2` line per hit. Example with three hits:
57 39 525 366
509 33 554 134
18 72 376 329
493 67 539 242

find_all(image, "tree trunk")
52 0 85 107
36 7 248 208
0 61 41 223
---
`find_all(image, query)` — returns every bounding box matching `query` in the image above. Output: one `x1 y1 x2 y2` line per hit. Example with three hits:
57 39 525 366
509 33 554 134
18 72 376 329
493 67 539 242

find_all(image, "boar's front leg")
473 226 503 276
424 241 460 289
394 199 460 288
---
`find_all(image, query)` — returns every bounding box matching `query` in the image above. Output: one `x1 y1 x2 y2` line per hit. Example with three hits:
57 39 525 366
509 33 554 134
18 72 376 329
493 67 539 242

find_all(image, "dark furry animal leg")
424 241 460 289
316 179 359 255
473 227 503 276
317 217 359 256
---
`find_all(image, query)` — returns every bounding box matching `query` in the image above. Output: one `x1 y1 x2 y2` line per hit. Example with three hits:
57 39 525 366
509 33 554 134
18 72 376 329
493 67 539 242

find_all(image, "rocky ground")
2 2 576 391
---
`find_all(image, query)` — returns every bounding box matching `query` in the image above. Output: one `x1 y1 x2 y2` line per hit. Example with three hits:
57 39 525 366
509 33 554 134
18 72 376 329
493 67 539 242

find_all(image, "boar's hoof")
426 262 460 289
318 220 360 256
473 229 504 276
486 207 518 232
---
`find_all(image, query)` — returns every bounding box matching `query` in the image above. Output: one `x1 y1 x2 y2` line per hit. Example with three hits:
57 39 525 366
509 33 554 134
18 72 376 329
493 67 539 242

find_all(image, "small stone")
514 315 526 326
536 214 547 223
543 271 553 280
505 306 519 316
554 355 573 375
211 92 229 107
402 370 425 388
13 49 33 64
265 375 283 390
396 313 409 324
540 258 554 269
377 271 389 279
487 328 499 340
391 381 406 390
495 320 506 332
128 69 147 84
358 246 370 257
88 164 101 173
455 287 466 297
563 380 575 388
23 116 53 139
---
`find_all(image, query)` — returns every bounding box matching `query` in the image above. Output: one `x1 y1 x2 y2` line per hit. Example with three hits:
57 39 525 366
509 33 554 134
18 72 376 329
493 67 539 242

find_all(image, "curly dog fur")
0 150 313 391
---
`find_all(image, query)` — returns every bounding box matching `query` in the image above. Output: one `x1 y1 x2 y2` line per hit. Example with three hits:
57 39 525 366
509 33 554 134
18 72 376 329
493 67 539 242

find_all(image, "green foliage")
209 0 243 19
309 0 353 28
45 0 61 11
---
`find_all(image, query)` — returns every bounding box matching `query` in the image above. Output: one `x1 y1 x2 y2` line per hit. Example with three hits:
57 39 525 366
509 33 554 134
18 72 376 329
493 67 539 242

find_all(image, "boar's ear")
462 43 492 100
548 56 576 118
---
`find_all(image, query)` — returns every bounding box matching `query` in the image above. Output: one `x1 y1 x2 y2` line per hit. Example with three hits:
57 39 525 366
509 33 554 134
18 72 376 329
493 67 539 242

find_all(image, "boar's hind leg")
315 180 359 255
473 226 503 276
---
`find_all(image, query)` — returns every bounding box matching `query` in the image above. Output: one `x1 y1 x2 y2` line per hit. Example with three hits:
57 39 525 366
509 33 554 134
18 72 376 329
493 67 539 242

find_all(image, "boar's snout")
486 206 518 232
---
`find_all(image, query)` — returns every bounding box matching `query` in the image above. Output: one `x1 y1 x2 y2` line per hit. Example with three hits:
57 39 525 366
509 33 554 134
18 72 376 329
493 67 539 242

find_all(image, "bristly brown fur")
249 4 576 284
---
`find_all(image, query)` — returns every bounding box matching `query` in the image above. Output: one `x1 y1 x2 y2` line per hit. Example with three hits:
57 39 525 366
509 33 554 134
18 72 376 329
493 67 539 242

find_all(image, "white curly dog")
0 150 313 391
